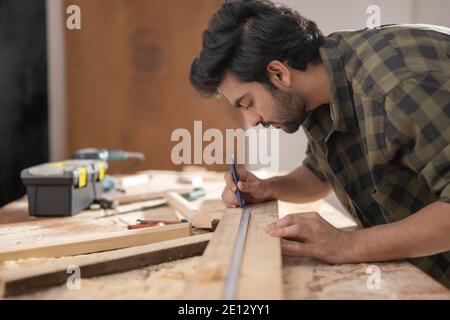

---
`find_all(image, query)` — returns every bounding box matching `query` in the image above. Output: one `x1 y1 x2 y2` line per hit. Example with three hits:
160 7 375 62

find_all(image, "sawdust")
7 256 201 300
3 195 449 299
282 255 450 300
193 261 224 282
0 253 99 278
1 257 68 271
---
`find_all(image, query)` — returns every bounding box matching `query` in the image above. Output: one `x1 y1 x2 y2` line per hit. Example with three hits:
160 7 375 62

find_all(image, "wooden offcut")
183 201 283 299
0 233 212 297
102 187 192 205
165 191 221 229
0 223 191 263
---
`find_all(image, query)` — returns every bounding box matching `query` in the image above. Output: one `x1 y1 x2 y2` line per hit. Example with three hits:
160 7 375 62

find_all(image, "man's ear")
266 60 291 89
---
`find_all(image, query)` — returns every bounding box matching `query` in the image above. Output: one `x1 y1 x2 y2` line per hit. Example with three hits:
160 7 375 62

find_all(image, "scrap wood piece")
0 223 191 264
0 233 212 297
165 191 221 229
102 187 192 205
100 198 169 218
183 201 283 299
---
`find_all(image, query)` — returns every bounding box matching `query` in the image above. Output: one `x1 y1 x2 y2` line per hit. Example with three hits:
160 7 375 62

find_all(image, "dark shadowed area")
0 0 48 206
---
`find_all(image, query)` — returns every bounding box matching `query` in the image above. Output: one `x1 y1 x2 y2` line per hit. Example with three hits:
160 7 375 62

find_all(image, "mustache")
257 119 303 133
257 121 274 128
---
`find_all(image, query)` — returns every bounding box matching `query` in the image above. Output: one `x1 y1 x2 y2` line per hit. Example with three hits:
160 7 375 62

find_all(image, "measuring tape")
223 206 251 300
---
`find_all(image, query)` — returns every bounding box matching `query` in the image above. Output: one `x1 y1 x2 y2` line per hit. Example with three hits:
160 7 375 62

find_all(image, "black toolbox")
21 160 108 217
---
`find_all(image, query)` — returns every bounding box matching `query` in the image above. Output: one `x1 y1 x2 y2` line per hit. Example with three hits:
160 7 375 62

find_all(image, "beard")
260 87 308 134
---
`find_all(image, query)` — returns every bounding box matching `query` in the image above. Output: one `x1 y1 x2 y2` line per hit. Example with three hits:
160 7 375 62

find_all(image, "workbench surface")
0 172 448 299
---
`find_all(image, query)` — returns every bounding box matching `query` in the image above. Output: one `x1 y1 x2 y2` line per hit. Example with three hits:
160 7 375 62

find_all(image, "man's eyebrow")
233 95 246 108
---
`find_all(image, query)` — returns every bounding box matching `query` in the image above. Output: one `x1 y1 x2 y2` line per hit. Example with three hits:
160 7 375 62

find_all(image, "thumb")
236 168 250 181
237 181 258 193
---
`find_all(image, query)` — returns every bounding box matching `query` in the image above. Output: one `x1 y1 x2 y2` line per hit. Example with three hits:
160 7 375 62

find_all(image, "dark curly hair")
190 0 324 97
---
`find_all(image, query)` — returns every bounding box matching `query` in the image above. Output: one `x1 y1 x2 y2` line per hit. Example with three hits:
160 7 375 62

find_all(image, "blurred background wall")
47 0 450 170
61 0 243 173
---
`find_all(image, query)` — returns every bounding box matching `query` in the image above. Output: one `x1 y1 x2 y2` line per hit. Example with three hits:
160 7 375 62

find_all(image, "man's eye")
241 103 253 110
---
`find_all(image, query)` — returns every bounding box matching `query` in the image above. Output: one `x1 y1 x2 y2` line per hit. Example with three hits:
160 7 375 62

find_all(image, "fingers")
237 181 259 193
266 223 307 240
281 240 318 258
224 172 237 192
265 214 304 233
223 170 256 208
221 187 240 208
224 169 252 185
265 212 321 233
236 167 250 181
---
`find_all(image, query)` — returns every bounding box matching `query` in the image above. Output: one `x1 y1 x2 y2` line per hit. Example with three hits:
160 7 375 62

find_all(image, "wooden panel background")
65 0 243 172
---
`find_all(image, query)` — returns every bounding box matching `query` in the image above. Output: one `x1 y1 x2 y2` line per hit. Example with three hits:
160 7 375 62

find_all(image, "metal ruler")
223 206 251 300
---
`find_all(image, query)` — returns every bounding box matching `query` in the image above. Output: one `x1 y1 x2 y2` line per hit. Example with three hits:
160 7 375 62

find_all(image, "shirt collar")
311 35 358 132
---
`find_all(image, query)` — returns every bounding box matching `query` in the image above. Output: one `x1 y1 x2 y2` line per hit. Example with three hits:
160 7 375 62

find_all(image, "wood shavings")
193 261 224 282
282 255 450 299
8 256 202 300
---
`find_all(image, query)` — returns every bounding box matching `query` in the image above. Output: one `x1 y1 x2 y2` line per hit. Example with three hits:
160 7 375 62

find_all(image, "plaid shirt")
301 24 450 288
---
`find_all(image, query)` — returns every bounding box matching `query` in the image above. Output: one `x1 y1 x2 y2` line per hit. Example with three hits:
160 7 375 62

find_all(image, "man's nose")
242 109 263 127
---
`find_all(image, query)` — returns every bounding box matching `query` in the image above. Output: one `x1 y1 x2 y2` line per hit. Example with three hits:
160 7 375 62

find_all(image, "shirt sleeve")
302 142 328 182
383 73 450 203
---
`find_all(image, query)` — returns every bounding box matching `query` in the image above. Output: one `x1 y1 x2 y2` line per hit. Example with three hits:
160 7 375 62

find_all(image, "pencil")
229 155 244 208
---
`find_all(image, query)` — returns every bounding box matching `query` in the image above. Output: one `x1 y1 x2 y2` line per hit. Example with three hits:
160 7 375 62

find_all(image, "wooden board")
2 198 448 299
183 201 283 299
0 233 211 297
102 187 192 205
237 202 283 299
0 223 191 263
165 191 222 229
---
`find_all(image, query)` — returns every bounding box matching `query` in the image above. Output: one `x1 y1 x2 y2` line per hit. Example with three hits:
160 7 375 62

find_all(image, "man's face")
218 72 308 133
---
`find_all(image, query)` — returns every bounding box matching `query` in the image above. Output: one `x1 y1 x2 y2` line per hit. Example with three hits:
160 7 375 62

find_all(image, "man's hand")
266 212 354 264
222 169 273 208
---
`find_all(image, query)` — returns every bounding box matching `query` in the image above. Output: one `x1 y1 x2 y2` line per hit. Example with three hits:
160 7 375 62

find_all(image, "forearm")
266 166 332 203
346 201 450 262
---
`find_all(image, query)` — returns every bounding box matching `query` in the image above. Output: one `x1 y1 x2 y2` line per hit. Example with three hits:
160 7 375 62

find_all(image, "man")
189 0 450 288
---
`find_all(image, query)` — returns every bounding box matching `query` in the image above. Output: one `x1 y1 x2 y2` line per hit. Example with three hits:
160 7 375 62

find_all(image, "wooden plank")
184 210 241 299
0 233 212 297
0 223 191 263
165 191 221 229
102 187 192 205
183 201 283 299
165 191 200 220
238 202 283 299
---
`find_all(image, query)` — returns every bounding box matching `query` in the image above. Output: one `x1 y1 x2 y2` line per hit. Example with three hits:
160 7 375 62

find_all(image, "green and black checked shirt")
301 24 450 288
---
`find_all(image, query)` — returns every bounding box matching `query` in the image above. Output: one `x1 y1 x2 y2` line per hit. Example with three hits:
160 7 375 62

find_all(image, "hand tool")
73 148 145 176
223 206 251 300
127 219 188 230
72 148 145 162
97 188 207 218
222 155 249 299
